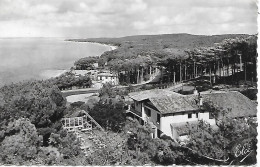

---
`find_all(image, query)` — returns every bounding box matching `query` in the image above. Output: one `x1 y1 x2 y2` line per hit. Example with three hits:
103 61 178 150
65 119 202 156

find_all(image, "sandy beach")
38 42 117 80
48 43 117 79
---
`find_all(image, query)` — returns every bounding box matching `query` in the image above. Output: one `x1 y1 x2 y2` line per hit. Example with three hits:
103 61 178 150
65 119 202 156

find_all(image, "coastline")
40 69 69 79
41 41 118 79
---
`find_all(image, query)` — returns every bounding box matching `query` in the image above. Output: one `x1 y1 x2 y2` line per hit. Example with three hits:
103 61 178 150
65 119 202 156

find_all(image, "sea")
0 38 111 87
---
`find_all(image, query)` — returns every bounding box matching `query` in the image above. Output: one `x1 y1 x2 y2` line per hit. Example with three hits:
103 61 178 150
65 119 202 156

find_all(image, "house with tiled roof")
128 89 257 141
97 72 119 85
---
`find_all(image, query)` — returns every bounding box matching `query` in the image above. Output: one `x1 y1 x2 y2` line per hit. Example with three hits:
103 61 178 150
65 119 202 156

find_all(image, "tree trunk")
173 71 176 85
239 53 242 72
184 62 187 81
140 67 144 83
160 67 163 85
227 58 230 76
251 57 254 85
209 66 212 86
253 56 256 82
221 58 225 76
244 61 247 83
137 69 140 84
127 71 131 83
194 61 196 78
179 63 182 82
196 65 198 78
218 60 221 77
149 66 152 80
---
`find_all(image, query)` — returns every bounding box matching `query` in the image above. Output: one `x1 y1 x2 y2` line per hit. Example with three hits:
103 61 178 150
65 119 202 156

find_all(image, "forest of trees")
0 80 86 165
0 70 256 165
74 56 99 70
71 34 257 86
0 80 184 165
49 71 92 90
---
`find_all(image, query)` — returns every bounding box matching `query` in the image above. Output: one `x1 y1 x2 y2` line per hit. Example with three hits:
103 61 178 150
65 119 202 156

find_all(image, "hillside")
68 33 249 54
69 33 256 86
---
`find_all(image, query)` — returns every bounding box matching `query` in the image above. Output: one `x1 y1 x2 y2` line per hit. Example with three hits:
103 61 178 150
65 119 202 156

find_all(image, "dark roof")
129 89 182 102
200 91 257 118
98 73 117 77
149 95 199 114
130 89 257 118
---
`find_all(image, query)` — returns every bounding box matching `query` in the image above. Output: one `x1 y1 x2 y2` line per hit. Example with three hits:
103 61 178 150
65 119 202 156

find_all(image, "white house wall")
99 76 119 85
198 112 216 125
160 112 216 138
133 100 216 139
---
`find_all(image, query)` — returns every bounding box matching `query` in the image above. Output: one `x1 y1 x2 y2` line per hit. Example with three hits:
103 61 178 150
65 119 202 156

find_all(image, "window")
135 101 138 106
100 76 102 80
196 113 199 118
209 112 214 119
157 113 160 124
188 113 192 119
157 129 161 138
145 108 151 117
106 76 108 79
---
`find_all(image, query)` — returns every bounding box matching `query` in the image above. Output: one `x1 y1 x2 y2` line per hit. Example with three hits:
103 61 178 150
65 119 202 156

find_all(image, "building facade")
97 72 119 85
128 89 256 141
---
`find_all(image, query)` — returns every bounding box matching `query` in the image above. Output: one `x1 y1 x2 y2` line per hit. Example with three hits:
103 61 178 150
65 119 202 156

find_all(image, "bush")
0 118 42 165
240 89 257 100
89 102 126 132
177 90 194 95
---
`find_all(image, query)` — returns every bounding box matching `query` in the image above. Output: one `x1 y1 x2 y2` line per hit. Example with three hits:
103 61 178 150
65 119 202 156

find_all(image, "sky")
0 0 258 38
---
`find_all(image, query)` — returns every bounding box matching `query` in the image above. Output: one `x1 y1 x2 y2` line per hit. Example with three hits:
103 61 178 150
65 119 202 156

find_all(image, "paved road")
62 88 99 97
62 71 161 97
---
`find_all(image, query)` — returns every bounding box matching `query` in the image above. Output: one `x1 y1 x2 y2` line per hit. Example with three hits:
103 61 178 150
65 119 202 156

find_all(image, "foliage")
89 101 126 132
49 71 92 90
0 81 66 133
74 56 99 70
239 88 257 100
0 118 42 165
186 105 257 165
0 80 85 165
125 119 184 165
98 82 117 98
72 34 256 86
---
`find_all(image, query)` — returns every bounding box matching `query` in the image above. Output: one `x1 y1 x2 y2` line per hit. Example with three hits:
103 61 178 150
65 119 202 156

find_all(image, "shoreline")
42 41 117 79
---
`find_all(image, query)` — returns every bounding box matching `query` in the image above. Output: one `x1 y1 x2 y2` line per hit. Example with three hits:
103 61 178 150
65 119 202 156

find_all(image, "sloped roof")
130 89 257 118
199 91 257 118
149 95 199 114
98 73 117 77
128 89 183 102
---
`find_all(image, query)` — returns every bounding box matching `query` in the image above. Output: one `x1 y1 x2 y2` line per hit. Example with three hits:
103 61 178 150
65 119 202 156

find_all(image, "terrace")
127 103 142 117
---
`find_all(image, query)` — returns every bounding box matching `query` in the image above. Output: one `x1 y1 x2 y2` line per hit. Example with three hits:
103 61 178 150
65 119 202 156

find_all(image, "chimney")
199 97 203 106
194 89 198 95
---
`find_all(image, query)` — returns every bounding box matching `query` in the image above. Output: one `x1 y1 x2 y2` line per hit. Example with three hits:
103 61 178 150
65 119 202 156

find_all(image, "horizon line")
0 32 256 39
